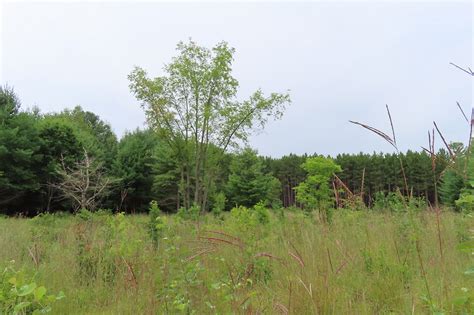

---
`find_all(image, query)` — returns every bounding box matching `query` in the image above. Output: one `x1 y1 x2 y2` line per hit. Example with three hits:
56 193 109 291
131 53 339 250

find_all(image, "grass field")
0 209 473 314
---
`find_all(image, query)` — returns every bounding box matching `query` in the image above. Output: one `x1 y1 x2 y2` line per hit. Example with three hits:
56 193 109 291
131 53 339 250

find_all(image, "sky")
1 1 472 157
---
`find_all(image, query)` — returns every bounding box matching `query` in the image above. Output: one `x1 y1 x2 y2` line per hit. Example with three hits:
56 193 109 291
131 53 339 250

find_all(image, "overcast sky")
1 1 472 157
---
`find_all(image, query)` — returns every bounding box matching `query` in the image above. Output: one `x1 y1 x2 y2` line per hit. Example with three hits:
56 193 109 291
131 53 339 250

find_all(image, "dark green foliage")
440 170 464 207
37 122 84 211
334 151 446 206
454 141 474 212
263 153 307 207
0 87 43 214
226 148 281 208
148 201 165 247
152 143 181 212
42 106 118 167
0 85 20 117
113 129 158 212
0 85 463 215
211 192 226 216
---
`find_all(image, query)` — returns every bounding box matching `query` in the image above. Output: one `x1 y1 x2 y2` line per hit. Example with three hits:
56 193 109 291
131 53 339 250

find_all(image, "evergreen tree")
226 148 281 208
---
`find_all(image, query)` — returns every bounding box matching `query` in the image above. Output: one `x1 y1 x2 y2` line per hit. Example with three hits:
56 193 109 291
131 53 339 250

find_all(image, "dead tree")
53 149 114 212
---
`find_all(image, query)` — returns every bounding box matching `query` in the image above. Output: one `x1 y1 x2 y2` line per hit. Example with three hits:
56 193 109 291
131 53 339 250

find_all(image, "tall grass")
0 209 472 314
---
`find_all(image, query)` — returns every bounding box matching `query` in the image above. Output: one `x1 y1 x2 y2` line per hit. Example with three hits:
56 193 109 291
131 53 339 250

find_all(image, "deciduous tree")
128 40 290 211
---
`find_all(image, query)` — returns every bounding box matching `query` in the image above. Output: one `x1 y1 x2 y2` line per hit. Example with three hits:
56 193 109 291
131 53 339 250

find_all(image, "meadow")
1 207 472 314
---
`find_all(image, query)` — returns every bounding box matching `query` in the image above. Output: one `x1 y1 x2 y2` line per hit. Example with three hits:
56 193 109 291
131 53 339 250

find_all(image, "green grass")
0 209 472 314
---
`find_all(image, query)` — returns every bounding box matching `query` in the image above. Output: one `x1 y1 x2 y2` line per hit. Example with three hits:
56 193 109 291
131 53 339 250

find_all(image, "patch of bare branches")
52 149 117 212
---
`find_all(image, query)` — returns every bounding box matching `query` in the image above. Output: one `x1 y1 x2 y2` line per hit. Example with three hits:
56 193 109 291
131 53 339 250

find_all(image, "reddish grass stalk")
185 248 216 261
433 121 455 160
198 236 244 249
274 302 289 315
349 105 409 196
288 251 305 268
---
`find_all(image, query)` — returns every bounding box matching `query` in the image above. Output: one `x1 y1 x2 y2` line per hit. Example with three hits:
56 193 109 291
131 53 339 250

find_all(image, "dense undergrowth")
0 206 473 314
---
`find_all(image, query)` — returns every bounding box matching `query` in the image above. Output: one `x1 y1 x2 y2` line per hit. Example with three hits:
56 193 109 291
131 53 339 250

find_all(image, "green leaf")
457 240 474 253
14 301 31 312
56 291 66 300
18 283 37 296
34 286 47 301
464 267 474 276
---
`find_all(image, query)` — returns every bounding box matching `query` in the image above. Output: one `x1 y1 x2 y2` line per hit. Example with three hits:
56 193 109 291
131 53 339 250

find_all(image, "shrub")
373 191 406 212
148 201 166 247
229 202 270 230
0 261 65 314
252 201 270 225
211 192 226 216
230 206 256 229
455 191 474 213
177 203 200 221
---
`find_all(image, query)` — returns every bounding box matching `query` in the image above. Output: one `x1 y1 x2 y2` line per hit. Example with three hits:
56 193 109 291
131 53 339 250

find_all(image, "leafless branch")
52 149 117 211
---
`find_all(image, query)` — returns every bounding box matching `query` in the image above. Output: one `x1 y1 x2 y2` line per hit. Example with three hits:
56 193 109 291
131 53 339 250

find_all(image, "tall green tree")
439 143 467 208
0 86 43 213
128 40 290 211
37 121 83 211
225 148 281 208
113 129 158 212
42 106 118 167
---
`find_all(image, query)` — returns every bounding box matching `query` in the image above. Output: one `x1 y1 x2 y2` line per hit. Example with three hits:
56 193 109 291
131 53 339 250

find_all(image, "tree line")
0 84 461 215
1 40 470 215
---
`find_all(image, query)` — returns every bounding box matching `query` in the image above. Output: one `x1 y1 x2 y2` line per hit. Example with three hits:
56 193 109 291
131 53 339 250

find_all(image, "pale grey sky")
1 1 472 157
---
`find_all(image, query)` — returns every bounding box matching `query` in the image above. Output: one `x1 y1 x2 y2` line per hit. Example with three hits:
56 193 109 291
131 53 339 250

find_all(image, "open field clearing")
1 209 472 314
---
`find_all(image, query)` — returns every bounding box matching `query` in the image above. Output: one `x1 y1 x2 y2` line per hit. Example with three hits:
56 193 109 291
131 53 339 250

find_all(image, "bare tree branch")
52 149 117 211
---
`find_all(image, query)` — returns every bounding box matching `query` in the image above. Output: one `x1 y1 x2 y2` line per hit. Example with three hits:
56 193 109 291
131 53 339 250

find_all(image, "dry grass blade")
185 248 216 262
198 236 244 249
456 102 469 124
254 252 284 263
288 251 305 268
421 146 431 155
386 104 397 146
297 277 313 297
273 302 289 315
433 121 455 160
450 62 474 76
349 120 396 149
429 128 436 171
335 260 349 275
202 230 244 246
27 245 40 269
122 257 138 288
